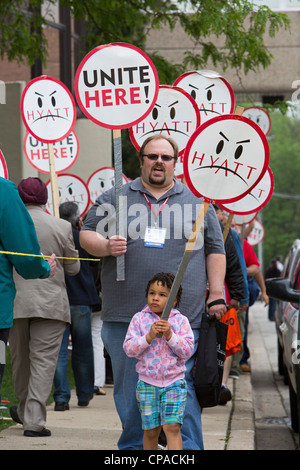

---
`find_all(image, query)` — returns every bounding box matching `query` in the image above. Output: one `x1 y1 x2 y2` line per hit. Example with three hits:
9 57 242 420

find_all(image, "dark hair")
59 201 79 225
145 272 182 307
139 135 179 162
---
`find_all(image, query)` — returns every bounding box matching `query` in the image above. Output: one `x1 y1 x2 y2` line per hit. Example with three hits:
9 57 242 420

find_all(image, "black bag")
194 314 228 408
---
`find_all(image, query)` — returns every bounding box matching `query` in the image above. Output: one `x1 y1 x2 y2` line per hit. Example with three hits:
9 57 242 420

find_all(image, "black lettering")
83 70 98 87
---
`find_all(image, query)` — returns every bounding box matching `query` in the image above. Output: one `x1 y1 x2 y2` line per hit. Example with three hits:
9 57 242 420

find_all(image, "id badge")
144 226 166 248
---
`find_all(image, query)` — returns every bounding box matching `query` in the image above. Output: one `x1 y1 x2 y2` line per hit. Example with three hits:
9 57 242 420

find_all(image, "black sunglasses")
143 153 176 162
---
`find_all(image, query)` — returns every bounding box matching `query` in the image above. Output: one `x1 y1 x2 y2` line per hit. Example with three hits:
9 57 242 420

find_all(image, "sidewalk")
0 372 255 451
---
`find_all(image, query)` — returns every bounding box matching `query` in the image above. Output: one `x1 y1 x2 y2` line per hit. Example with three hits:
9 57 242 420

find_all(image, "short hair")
145 272 182 307
59 201 79 225
139 135 179 162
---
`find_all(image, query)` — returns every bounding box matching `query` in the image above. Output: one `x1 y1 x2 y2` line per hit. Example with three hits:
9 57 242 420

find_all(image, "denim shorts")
136 379 187 430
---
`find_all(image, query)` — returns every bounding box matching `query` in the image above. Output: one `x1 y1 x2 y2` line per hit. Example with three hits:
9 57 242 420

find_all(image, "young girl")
123 272 194 450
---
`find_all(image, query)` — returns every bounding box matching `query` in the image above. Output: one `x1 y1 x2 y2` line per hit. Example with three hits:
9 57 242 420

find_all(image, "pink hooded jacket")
123 305 194 387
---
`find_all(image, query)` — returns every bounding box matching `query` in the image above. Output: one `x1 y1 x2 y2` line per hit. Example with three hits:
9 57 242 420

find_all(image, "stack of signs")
161 110 270 321
220 107 273 242
75 42 159 280
20 76 77 217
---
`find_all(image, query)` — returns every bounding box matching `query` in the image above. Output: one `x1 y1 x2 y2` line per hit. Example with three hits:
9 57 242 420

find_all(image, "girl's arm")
123 314 150 358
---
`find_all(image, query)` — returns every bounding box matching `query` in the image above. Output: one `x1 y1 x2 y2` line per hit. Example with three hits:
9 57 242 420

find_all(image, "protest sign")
21 76 76 143
21 76 77 218
0 149 8 179
247 219 265 246
74 42 159 129
173 70 235 125
129 85 200 179
87 167 128 204
243 107 271 136
75 42 159 281
219 166 274 215
45 173 90 217
24 131 79 174
161 107 269 322
183 113 269 203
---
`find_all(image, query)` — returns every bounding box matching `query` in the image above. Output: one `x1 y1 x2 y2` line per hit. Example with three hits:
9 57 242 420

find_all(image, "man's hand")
206 295 227 320
47 253 56 278
107 235 127 257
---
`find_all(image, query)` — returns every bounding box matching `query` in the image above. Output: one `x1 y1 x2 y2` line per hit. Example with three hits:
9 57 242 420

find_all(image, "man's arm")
80 230 127 257
206 252 227 319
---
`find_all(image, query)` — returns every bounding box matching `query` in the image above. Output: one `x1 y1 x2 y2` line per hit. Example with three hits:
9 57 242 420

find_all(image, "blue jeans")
54 305 94 402
101 322 203 450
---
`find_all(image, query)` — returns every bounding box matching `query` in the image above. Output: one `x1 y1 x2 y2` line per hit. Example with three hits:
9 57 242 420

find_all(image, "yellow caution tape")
0 251 100 262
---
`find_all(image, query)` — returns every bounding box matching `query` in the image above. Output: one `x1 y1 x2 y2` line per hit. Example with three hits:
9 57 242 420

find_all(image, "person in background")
0 176 56 408
265 258 281 321
9 177 79 437
213 205 245 405
53 202 100 410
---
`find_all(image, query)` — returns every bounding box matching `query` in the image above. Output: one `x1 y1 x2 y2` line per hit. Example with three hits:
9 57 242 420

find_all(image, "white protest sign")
234 212 257 226
0 149 8 179
183 114 269 203
219 167 274 215
24 131 79 174
243 107 271 136
129 85 200 178
173 70 235 125
45 173 90 217
75 42 159 129
21 76 77 218
247 219 265 246
87 167 128 204
21 76 76 143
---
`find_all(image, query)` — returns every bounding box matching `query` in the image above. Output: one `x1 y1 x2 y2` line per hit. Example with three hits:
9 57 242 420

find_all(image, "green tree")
261 109 300 268
0 0 290 84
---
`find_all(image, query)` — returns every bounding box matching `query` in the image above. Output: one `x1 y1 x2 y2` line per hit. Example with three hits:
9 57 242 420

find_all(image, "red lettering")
192 152 205 165
102 89 113 106
84 90 100 108
115 88 128 105
130 87 141 104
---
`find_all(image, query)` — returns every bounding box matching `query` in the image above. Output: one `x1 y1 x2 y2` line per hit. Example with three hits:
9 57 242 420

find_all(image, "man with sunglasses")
80 135 226 450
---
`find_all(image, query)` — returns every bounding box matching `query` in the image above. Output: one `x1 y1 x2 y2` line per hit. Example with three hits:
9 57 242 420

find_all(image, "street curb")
226 372 255 450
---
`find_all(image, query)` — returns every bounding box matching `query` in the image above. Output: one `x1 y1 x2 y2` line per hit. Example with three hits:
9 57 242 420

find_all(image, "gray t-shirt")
82 178 225 328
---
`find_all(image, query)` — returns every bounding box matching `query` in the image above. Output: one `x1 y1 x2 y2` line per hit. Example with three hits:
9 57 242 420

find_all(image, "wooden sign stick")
113 129 125 281
222 106 244 243
48 143 60 218
223 213 234 242
160 201 210 324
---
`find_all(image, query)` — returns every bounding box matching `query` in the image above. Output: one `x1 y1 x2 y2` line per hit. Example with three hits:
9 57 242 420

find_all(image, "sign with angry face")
129 85 200 178
219 166 274 215
45 173 90 217
242 107 271 136
21 76 77 143
87 167 128 204
173 70 234 125
183 114 269 203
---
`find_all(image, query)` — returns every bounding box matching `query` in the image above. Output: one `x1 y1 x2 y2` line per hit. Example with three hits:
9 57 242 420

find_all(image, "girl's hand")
146 322 160 344
156 320 172 341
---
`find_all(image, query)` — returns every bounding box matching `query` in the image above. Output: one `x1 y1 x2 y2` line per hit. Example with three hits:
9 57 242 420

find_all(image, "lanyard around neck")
143 193 170 217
